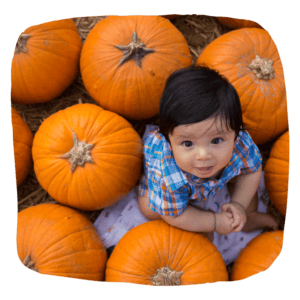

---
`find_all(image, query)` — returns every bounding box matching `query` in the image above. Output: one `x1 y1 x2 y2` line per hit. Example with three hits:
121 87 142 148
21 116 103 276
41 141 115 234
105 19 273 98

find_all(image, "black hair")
159 65 245 142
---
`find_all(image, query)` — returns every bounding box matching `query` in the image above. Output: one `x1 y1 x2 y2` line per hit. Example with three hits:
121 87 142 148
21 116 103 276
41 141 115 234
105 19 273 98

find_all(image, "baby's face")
169 116 236 179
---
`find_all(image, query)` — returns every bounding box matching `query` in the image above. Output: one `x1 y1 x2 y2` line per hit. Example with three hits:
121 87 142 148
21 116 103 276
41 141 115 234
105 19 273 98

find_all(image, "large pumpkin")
32 103 143 211
196 28 287 145
231 230 283 281
11 107 33 186
105 220 228 285
217 17 263 29
17 203 107 280
11 19 82 104
80 15 192 120
264 131 289 216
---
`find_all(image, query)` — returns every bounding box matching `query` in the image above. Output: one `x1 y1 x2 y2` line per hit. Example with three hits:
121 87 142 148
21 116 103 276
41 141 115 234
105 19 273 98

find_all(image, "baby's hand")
214 211 234 236
221 202 247 232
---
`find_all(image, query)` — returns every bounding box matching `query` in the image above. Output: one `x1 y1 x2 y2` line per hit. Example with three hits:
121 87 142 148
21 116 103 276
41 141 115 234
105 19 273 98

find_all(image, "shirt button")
209 181 215 187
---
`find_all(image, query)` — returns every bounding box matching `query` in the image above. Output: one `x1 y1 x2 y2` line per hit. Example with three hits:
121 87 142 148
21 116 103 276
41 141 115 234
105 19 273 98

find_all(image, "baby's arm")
222 164 262 231
161 205 234 236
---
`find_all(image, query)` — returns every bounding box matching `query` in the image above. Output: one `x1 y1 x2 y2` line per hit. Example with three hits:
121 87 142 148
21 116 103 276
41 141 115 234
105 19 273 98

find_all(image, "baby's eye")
182 141 193 147
211 138 223 145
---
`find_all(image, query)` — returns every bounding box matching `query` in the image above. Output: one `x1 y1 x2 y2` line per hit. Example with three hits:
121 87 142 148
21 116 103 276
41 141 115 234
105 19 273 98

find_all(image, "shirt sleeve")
137 129 190 216
148 171 190 216
237 131 262 174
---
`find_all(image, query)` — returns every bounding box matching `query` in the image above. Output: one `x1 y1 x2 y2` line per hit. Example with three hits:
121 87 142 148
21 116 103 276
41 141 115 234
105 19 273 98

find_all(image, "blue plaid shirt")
138 128 262 216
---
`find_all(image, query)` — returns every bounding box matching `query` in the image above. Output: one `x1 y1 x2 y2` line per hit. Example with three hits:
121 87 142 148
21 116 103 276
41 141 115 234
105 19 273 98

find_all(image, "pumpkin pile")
11 15 288 283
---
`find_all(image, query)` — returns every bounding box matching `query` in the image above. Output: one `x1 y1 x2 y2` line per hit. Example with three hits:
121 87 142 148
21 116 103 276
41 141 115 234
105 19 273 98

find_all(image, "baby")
137 65 279 241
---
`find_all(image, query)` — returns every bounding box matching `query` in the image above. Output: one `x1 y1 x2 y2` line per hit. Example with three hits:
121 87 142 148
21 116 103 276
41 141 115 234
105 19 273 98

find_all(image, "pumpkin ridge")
149 39 192 52
180 247 219 274
42 267 106 279
87 164 117 203
128 66 145 115
91 127 140 147
38 158 70 193
14 140 32 149
115 241 154 273
15 55 35 99
20 205 37 261
31 211 83 257
233 261 266 270
144 26 179 47
76 168 98 207
106 266 150 281
240 93 258 128
30 29 81 50
27 43 80 81
145 51 179 71
46 270 105 277
27 26 80 36
39 248 105 271
28 40 82 61
137 16 167 44
170 228 196 271
143 225 165 268
93 151 142 159
269 155 289 164
37 225 93 261
38 246 103 269
22 204 63 257
20 49 66 94
132 237 164 279
82 105 105 141
256 87 274 138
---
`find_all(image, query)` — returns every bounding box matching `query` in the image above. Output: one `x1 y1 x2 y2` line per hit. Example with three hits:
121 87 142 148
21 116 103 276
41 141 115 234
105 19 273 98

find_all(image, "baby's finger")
221 203 232 213
232 222 244 232
231 216 240 229
224 211 234 219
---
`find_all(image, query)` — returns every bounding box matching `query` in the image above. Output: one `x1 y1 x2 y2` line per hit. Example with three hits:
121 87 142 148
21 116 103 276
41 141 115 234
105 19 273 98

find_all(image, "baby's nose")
196 147 211 159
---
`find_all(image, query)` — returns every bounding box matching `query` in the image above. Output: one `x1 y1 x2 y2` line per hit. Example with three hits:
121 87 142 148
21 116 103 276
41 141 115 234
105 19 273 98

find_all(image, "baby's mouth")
197 166 212 171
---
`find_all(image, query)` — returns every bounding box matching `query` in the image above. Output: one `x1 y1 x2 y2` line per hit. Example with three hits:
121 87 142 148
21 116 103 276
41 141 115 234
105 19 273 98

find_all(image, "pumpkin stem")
61 131 94 172
152 266 183 286
23 255 39 272
115 32 155 67
15 33 31 54
248 55 275 80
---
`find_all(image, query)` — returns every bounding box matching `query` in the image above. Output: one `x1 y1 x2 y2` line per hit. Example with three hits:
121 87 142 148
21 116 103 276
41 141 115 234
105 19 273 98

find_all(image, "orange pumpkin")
11 107 33 186
11 19 82 104
264 131 289 216
80 15 192 120
105 220 228 285
231 230 283 280
32 103 143 211
17 203 107 280
196 28 288 145
217 16 263 29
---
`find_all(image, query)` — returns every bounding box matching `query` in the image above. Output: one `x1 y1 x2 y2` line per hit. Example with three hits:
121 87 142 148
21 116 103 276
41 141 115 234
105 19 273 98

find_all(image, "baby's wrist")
231 201 246 211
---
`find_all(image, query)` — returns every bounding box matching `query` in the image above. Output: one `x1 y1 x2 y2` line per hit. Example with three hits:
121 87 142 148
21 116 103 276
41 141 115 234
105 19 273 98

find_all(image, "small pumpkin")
264 131 289 216
32 103 143 211
17 203 107 280
196 28 288 145
105 220 228 285
80 15 192 120
11 19 82 104
231 230 283 280
11 107 33 186
217 16 263 29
